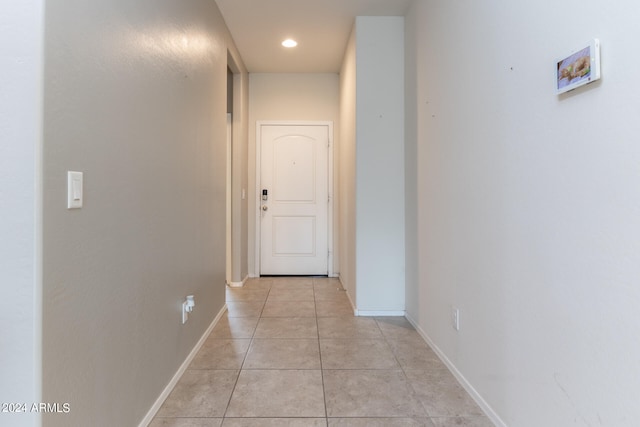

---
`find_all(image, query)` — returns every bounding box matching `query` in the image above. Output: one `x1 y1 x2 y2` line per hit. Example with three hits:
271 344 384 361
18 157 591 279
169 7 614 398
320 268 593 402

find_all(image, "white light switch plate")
67 171 83 209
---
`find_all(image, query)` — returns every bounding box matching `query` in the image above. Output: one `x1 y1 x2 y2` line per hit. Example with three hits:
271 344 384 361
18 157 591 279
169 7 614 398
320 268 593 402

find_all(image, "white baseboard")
356 310 406 316
337 276 357 316
138 303 228 427
228 275 249 288
336 276 404 317
405 313 507 427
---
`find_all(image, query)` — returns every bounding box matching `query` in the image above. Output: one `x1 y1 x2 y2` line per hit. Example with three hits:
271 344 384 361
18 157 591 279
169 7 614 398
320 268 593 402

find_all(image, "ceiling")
214 0 413 73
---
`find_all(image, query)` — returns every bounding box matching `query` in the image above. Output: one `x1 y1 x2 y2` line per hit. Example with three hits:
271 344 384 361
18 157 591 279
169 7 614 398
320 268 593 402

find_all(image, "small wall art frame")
556 39 601 94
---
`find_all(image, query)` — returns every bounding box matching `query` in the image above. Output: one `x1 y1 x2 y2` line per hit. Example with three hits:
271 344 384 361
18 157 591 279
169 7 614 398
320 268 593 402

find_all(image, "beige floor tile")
209 317 258 339
314 287 351 302
375 316 422 340
315 299 354 317
243 338 321 369
150 419 223 427
323 369 426 417
156 370 238 418
386 337 444 370
225 288 269 302
226 301 264 318
430 417 494 427
328 418 433 427
254 317 318 339
317 317 382 339
155 277 491 426
313 277 342 288
242 278 273 290
226 370 326 417
405 370 484 417
320 339 399 369
223 418 327 427
262 300 316 317
267 287 315 301
189 338 250 370
272 277 314 288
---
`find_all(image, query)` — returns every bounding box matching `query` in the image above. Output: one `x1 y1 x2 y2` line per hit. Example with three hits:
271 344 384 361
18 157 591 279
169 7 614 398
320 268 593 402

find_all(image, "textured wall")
41 1 238 425
354 17 405 313
0 1 43 426
405 0 640 425
338 17 406 314
339 28 357 304
231 69 250 284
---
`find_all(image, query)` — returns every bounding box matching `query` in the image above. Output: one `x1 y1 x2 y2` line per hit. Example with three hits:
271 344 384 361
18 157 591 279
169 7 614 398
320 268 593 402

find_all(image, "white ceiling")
215 0 413 73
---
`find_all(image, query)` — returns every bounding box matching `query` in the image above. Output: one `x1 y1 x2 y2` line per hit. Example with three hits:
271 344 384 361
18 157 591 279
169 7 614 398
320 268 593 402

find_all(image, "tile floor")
151 277 494 427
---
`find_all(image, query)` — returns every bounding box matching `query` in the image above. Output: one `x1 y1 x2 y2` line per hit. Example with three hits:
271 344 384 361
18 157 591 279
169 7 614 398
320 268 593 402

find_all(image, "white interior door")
260 124 329 275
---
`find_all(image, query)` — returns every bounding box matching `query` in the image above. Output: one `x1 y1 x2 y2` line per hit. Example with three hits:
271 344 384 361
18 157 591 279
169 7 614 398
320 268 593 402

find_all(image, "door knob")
262 205 268 211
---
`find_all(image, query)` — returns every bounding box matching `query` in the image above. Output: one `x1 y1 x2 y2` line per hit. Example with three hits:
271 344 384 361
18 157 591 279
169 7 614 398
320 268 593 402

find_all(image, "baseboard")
337 275 357 316
405 313 507 427
335 276 404 317
356 310 406 316
228 275 249 288
137 303 228 427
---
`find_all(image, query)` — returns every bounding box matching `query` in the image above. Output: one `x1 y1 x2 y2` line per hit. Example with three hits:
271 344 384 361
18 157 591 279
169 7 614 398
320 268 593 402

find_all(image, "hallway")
150 277 492 426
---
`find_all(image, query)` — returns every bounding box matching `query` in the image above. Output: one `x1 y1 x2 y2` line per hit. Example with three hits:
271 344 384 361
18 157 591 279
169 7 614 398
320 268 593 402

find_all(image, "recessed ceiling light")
282 39 298 48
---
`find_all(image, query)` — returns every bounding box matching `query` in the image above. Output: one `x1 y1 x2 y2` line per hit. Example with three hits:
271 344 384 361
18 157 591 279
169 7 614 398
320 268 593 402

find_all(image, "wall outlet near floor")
182 295 195 324
452 307 460 331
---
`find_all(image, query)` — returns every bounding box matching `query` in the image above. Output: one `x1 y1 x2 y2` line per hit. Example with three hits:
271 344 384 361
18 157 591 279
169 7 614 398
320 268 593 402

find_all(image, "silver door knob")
262 205 268 211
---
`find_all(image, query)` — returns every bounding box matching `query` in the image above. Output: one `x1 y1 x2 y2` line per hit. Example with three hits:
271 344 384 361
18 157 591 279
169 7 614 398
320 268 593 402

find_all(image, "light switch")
67 171 83 209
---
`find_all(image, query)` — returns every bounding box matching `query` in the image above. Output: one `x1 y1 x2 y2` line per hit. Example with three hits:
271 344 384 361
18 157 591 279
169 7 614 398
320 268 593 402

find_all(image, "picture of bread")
556 43 598 94
559 55 591 81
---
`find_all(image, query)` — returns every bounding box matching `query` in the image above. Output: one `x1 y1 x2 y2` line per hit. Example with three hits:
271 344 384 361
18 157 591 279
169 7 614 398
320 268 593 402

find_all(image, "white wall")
354 17 405 313
0 1 43 426
405 0 640 425
404 4 419 330
248 73 340 276
41 1 246 425
229 51 250 284
339 28 358 303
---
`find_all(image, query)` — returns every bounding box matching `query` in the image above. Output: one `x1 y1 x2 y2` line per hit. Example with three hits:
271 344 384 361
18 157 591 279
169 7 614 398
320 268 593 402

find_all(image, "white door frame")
255 120 334 277
226 113 232 285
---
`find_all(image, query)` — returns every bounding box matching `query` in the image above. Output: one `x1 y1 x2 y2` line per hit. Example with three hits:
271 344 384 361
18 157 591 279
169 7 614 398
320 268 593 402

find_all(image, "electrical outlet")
452 307 460 331
181 295 195 324
182 301 189 324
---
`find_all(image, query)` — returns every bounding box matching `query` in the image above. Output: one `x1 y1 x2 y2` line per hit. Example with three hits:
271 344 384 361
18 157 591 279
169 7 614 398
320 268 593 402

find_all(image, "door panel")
273 216 316 255
260 124 328 275
274 138 316 202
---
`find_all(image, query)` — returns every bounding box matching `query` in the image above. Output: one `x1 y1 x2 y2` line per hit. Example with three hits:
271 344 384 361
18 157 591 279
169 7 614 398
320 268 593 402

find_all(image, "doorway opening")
226 67 233 286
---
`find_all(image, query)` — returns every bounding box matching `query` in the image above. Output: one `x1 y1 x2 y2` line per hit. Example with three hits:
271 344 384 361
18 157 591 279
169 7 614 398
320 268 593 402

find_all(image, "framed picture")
556 39 601 94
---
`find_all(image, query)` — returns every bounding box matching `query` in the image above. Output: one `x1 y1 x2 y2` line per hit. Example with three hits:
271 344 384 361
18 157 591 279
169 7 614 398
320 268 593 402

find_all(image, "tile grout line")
314 283 329 423
380 319 431 420
220 282 271 420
